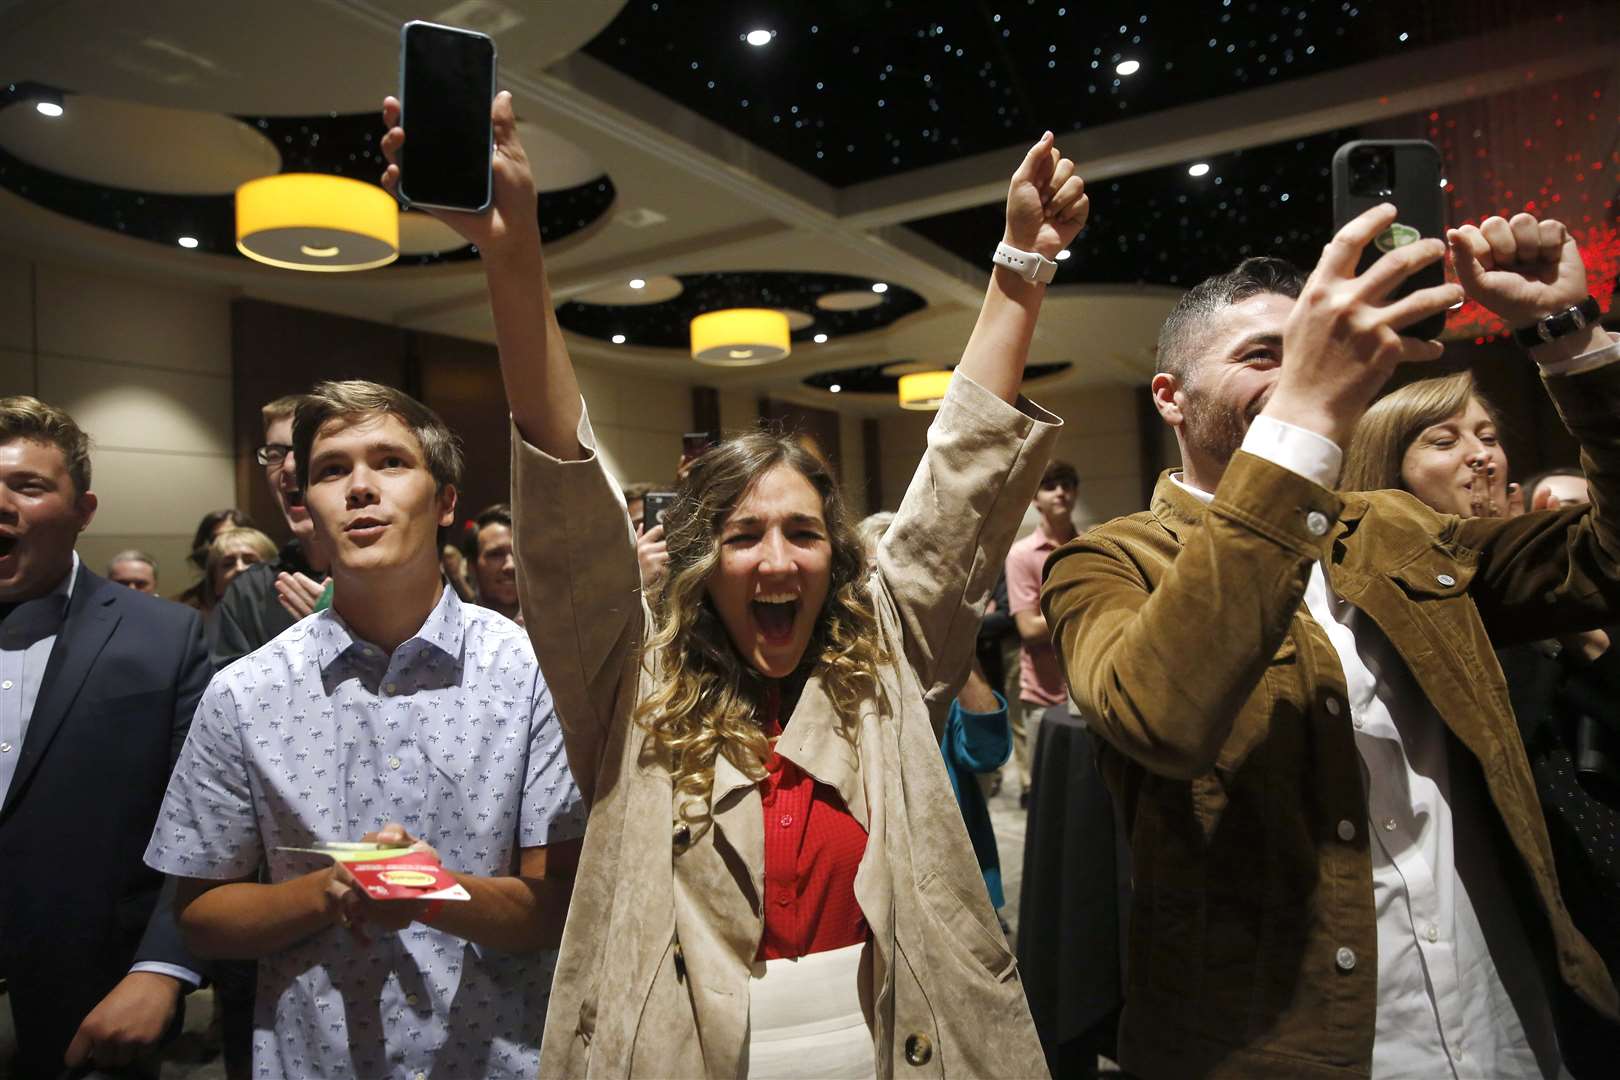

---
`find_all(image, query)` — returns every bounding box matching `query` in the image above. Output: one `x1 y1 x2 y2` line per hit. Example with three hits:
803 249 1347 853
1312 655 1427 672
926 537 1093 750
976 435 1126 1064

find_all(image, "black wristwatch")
1512 295 1603 349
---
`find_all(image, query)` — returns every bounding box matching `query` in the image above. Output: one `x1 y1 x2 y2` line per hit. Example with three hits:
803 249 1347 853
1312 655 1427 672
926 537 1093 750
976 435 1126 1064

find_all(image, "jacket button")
1305 510 1329 537
1436 573 1456 587
1336 819 1356 842
1324 697 1342 717
1335 946 1357 971
904 1033 933 1066
673 821 691 848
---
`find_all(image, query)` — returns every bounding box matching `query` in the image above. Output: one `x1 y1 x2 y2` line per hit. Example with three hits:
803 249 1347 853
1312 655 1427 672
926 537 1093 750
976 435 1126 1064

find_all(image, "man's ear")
437 484 458 528
1150 372 1185 428
74 489 98 533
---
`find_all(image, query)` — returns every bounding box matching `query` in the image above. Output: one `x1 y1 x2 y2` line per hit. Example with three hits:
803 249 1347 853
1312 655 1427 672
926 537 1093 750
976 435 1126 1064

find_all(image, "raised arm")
380 94 638 801
875 136 1080 716
381 92 582 459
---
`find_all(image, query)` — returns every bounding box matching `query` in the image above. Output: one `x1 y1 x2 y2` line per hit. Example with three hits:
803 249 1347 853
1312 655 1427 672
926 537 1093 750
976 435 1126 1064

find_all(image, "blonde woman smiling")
382 92 1083 1078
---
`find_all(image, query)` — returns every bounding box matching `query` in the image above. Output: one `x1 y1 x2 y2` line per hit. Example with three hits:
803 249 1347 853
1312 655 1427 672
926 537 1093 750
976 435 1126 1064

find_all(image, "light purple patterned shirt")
145 585 586 1079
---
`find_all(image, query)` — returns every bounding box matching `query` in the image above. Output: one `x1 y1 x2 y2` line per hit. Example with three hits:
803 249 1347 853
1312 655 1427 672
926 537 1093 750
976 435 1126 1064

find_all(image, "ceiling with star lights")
0 0 1613 402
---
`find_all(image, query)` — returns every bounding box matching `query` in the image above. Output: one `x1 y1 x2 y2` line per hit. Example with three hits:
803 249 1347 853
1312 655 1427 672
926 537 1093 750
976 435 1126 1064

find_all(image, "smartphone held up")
1331 139 1449 339
397 20 496 213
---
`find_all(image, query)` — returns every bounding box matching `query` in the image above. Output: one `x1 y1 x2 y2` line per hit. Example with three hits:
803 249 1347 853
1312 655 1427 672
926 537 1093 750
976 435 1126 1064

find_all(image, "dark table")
1016 707 1132 1078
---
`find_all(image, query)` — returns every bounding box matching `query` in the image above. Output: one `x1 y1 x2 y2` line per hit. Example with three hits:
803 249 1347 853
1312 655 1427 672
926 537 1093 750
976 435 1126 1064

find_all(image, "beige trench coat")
512 373 1057 1078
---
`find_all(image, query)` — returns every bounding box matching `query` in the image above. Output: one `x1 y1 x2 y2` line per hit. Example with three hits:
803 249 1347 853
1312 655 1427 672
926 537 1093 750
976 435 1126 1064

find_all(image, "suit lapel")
0 571 121 820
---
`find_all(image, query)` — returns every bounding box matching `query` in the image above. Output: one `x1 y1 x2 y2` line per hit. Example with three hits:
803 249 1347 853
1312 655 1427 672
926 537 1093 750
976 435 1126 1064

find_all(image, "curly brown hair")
636 431 886 805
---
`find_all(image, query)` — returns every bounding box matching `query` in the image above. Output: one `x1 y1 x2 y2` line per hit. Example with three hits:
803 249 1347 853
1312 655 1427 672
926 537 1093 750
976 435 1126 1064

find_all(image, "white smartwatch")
993 241 1059 284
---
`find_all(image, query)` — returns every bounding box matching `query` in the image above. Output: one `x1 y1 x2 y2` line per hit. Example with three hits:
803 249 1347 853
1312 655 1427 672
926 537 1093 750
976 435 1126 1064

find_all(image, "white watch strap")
993 241 1058 284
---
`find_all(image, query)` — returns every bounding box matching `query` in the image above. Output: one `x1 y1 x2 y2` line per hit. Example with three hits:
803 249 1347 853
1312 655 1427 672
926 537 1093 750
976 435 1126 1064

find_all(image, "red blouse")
756 689 870 961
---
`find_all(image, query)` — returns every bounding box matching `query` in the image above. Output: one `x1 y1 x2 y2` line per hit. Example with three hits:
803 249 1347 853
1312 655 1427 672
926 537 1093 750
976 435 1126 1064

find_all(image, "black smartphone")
642 492 678 529
1331 139 1448 339
398 20 496 213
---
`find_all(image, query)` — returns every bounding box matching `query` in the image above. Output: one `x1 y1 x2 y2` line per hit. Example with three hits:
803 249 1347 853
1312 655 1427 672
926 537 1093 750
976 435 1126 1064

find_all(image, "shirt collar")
1169 471 1215 505
309 582 462 672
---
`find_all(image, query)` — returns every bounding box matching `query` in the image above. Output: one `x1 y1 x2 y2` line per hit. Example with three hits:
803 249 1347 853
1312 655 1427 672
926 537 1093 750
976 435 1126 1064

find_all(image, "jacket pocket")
916 870 1017 981
1389 549 1475 599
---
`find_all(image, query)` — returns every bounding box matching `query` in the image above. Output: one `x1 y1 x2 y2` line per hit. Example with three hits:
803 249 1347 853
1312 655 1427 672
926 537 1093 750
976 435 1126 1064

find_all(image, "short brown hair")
1041 459 1078 489
1157 257 1305 385
0 395 93 494
261 394 305 435
293 380 463 492
1341 371 1497 493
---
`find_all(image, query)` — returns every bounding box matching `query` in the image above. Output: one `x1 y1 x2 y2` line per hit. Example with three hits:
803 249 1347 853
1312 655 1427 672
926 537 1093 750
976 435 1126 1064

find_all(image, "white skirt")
746 941 876 1079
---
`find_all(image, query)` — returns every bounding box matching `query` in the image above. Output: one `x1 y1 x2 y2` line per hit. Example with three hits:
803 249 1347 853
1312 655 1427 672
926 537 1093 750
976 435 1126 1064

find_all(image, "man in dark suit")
0 396 209 1078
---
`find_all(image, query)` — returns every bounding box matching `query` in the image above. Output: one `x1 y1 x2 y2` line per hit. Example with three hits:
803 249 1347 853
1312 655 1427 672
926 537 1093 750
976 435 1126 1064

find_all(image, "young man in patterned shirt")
146 380 586 1079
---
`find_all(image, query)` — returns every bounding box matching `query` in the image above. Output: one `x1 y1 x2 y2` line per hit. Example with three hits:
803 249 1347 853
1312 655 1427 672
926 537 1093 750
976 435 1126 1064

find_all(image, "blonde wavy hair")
1341 371 1497 493
635 431 885 804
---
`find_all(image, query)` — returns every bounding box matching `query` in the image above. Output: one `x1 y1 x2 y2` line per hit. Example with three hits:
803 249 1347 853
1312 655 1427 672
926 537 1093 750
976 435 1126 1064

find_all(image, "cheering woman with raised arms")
381 91 1085 1078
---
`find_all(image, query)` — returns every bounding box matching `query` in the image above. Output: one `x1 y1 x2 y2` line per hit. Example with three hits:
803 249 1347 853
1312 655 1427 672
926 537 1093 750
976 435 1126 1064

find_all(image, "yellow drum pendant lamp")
897 370 952 410
690 308 792 366
235 174 399 272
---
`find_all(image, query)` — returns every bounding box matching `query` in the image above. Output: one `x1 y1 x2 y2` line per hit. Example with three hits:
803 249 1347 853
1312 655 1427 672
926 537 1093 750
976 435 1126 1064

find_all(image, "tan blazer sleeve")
510 404 643 806
1453 357 1620 638
877 372 1060 731
1043 452 1340 780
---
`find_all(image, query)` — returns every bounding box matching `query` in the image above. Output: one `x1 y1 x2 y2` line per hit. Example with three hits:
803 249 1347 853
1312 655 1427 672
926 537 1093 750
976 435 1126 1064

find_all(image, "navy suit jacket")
0 567 211 1070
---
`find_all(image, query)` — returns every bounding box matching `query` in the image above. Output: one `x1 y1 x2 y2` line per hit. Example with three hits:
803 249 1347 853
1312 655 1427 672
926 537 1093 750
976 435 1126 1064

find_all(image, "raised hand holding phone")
395 21 495 213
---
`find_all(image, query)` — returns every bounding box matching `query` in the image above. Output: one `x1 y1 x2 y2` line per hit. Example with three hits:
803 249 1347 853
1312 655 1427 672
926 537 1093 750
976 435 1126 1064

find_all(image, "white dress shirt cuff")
1241 415 1344 490
130 961 204 988
1536 330 1620 377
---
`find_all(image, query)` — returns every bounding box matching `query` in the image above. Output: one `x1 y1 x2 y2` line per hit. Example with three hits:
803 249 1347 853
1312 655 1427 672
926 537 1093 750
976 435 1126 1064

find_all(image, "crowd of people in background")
2 92 1619 1080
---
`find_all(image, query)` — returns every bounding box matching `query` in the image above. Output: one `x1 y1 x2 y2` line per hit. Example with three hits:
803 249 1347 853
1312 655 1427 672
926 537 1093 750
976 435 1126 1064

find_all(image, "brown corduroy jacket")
1042 360 1620 1079
514 373 1055 1078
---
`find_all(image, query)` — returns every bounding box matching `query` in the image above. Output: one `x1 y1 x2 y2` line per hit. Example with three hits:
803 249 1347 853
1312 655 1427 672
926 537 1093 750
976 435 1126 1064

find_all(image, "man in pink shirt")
1003 458 1078 807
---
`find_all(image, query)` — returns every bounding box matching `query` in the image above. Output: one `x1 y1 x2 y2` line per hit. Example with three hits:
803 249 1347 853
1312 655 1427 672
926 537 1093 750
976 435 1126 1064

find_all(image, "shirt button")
385 682 398 694
415 1072 428 1080
1436 573 1456 587
1353 716 1364 729
1305 510 1329 537
1 679 12 690
1382 818 1397 831
1324 697 1341 717
0 741 11 753
776 895 790 907
406 993 419 1005
388 756 402 770
1335 946 1357 971
779 814 794 828
1425 924 1439 943
1336 820 1356 842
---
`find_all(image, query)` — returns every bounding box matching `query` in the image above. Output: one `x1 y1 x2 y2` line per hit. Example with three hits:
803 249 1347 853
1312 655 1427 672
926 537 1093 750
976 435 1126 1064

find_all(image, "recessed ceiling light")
1115 59 1141 76
35 101 63 118
829 384 842 393
813 332 829 343
177 236 199 249
1188 162 1211 177
871 282 889 294
1056 250 1072 261
628 278 646 289
611 333 627 344
746 29 773 47
1439 177 1448 188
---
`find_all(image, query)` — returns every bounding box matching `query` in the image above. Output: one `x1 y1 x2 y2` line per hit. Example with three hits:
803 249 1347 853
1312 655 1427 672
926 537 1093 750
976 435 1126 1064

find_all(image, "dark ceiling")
0 81 616 266
556 271 926 348
583 0 1598 189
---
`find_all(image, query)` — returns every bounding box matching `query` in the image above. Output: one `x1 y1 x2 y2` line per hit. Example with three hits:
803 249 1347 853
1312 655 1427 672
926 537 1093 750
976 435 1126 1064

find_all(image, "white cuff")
1242 415 1343 490
1537 330 1620 378
130 961 204 988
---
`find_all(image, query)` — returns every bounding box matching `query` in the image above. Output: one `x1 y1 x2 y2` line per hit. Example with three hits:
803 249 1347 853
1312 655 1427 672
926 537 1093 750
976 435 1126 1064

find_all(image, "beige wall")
877 381 1148 538
0 254 234 597
574 363 705 493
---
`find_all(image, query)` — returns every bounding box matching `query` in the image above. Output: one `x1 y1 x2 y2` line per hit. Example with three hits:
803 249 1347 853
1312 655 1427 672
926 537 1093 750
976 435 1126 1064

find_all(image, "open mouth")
0 534 16 558
751 594 800 644
283 487 307 510
345 516 388 540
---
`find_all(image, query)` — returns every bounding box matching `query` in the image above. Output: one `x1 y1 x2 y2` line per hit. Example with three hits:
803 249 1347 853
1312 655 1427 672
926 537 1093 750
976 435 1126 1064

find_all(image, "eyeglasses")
255 443 294 466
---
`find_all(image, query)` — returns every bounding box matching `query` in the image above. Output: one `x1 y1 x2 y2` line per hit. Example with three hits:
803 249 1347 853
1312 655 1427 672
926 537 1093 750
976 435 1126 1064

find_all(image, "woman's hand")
1004 131 1090 260
636 523 669 588
380 91 539 262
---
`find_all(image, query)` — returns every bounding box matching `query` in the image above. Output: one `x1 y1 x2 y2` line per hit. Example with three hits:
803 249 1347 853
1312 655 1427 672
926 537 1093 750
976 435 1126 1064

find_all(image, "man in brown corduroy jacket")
1043 206 1620 1078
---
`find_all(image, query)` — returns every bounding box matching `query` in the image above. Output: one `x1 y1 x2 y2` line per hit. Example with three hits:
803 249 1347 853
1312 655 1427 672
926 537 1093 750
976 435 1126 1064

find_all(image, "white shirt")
1170 354 1620 1080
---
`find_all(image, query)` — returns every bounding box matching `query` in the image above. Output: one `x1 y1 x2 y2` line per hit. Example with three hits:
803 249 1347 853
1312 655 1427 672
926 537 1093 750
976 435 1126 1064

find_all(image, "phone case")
1331 140 1448 339
397 20 496 214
